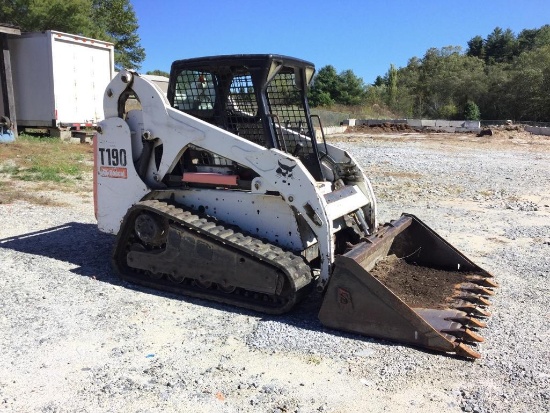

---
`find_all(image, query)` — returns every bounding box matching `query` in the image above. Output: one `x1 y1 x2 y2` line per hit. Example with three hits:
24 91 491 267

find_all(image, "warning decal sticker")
99 166 128 179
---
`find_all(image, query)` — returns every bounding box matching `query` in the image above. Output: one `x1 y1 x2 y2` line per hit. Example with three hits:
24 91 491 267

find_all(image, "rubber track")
113 199 313 314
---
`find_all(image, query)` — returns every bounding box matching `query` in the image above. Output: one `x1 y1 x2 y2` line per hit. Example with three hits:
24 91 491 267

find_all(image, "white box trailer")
7 30 114 131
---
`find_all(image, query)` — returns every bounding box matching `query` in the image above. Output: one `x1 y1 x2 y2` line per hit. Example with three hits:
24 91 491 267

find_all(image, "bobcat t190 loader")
94 55 497 359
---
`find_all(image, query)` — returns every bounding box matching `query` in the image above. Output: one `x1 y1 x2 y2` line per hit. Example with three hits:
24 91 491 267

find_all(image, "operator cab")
167 54 324 181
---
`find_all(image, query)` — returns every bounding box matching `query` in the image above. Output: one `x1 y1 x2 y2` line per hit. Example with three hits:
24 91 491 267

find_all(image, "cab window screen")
173 70 216 114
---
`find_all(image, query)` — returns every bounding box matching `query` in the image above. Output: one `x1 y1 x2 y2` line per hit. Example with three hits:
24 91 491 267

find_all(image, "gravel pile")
1 132 549 412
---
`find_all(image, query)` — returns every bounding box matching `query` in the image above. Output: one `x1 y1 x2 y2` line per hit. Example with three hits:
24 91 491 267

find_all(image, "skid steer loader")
94 55 497 359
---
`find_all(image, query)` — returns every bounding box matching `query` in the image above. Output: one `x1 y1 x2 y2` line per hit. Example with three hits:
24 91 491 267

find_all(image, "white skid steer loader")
94 55 497 359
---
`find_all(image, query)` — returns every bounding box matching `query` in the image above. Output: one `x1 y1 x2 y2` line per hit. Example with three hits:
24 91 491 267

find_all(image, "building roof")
0 23 21 35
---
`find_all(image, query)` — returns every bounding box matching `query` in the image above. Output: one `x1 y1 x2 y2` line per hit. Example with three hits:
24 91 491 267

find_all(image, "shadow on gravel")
243 294 461 360
0 222 116 280
0 222 456 359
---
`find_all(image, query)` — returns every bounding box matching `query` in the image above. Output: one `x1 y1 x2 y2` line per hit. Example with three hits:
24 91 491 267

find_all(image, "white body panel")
8 31 114 127
94 117 149 233
161 189 316 251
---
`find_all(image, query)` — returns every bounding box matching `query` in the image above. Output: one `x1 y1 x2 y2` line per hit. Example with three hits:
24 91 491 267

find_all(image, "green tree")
466 35 485 59
478 63 512 119
309 66 366 106
484 27 517 64
0 0 145 69
373 75 385 87
337 69 366 105
146 69 170 77
0 0 93 34
439 103 459 119
463 101 481 120
89 0 145 70
382 46 490 118
309 65 339 106
517 25 550 53
386 64 398 107
507 45 550 120
394 57 421 117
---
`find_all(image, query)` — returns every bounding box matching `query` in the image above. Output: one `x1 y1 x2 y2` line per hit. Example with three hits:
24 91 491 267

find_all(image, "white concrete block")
449 121 465 128
525 126 550 136
367 119 384 126
464 120 480 128
435 120 451 127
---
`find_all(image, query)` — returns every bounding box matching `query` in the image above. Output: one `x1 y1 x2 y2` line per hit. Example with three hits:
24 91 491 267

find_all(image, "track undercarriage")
113 200 313 314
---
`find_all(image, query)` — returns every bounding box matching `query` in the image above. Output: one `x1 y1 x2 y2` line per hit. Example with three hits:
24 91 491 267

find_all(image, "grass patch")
0 133 93 205
312 103 397 126
0 180 65 206
0 133 93 184
384 171 423 179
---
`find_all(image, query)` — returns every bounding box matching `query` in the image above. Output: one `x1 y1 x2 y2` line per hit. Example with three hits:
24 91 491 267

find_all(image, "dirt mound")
347 123 419 133
479 124 522 136
368 255 474 309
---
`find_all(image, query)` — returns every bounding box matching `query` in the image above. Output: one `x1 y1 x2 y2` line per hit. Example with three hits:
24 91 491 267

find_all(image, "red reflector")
182 173 239 186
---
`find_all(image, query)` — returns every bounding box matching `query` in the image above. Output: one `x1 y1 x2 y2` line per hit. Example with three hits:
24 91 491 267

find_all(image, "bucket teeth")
454 343 482 359
459 283 495 296
454 302 492 317
466 275 499 288
454 293 492 307
442 328 485 343
447 316 487 329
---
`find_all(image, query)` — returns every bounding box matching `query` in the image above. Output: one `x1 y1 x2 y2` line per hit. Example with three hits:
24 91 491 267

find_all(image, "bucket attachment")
319 214 497 359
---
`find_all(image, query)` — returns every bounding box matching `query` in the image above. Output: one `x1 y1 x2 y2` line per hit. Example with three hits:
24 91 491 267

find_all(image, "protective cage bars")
172 69 317 155
266 72 316 158
169 59 323 180
225 74 265 146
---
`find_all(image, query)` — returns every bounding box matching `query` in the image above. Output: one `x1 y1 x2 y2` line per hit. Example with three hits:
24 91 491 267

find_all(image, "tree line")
0 0 145 70
309 25 550 121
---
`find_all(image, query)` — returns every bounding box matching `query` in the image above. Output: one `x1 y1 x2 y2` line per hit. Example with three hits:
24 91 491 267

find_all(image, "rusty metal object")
319 214 497 359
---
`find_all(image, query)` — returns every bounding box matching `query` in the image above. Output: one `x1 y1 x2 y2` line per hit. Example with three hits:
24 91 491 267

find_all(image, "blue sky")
132 0 550 84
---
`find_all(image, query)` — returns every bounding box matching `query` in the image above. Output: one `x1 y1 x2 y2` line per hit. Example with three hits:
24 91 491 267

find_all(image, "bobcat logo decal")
276 160 297 183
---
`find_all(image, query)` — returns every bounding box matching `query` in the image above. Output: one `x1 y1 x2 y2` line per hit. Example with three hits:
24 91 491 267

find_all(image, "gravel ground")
1 131 549 412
